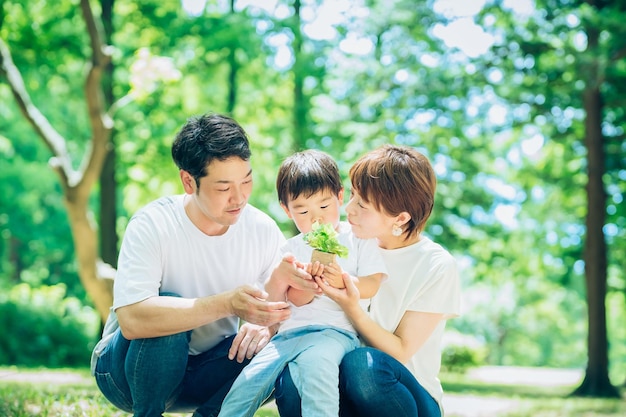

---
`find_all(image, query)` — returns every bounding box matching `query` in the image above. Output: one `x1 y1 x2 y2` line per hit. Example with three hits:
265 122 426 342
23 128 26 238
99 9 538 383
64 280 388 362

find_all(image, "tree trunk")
0 0 115 323
99 0 118 271
227 0 237 114
571 14 619 397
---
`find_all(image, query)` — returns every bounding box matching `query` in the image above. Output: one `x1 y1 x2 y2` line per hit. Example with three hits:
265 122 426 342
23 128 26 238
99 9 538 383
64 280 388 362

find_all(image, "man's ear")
280 203 294 220
180 170 196 194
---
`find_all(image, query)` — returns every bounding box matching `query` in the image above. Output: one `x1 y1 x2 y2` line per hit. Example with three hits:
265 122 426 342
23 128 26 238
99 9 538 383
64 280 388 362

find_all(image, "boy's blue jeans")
275 346 441 417
94 327 250 417
218 325 360 417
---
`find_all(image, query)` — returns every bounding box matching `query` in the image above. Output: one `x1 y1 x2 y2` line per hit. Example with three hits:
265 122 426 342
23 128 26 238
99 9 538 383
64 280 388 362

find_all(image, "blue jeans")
94 328 250 417
275 347 441 417
218 325 359 417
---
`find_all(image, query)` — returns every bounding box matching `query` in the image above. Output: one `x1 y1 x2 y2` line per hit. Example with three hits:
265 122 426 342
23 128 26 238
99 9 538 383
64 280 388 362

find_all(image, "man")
91 113 315 417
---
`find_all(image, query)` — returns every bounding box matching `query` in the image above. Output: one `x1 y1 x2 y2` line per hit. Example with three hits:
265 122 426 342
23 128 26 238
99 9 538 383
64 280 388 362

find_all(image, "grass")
0 366 624 417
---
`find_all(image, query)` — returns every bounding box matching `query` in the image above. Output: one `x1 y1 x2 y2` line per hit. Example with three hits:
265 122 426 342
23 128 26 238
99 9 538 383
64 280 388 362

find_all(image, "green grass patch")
1 367 624 417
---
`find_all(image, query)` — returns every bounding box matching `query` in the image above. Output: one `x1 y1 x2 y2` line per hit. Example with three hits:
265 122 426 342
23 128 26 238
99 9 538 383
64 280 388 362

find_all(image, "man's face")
182 157 253 233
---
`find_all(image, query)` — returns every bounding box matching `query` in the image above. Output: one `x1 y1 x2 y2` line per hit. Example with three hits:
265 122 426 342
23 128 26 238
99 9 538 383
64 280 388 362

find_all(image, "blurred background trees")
0 0 624 398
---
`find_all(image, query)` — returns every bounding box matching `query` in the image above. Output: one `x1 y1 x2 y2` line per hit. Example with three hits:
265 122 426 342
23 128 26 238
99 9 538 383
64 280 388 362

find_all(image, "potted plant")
303 222 349 266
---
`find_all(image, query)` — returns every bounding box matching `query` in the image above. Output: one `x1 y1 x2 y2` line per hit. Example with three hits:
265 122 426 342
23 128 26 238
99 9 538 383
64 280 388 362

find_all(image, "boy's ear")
280 203 294 219
338 188 345 203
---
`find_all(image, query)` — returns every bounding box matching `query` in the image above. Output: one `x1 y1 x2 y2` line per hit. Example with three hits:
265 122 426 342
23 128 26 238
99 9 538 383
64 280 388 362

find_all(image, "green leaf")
302 222 349 258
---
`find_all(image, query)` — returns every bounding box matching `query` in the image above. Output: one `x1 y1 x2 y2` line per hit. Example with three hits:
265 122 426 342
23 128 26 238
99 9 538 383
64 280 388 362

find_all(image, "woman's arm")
317 273 443 363
323 263 385 299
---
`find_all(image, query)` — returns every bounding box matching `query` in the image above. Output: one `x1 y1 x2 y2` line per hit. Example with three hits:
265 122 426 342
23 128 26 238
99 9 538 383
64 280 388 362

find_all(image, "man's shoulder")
242 204 279 226
134 195 181 217
126 196 183 232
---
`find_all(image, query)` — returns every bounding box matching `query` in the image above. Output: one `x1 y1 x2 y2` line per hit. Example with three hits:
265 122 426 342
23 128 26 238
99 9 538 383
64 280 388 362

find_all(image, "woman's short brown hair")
349 145 436 238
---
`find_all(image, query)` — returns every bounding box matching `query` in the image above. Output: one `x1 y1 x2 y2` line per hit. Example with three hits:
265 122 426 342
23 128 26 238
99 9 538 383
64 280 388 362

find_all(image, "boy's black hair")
276 150 343 206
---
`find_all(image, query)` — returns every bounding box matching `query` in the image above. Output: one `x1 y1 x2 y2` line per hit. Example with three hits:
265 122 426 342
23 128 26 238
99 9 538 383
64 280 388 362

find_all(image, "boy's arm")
266 257 320 306
285 260 325 306
286 287 316 306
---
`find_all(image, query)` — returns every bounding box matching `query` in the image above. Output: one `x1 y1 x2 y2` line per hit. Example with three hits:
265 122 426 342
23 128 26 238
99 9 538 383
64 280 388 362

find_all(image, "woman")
274 144 461 417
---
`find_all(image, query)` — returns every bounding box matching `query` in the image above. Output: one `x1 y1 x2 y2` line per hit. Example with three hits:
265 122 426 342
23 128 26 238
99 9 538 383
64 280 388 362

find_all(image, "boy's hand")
322 262 345 289
306 261 325 279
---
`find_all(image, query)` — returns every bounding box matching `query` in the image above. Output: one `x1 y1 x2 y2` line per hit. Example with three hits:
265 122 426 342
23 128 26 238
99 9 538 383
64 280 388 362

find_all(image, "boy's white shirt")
370 236 461 408
278 221 387 333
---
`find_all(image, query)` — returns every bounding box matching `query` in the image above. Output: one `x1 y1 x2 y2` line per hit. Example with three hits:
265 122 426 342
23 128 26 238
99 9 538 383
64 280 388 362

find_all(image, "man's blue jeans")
94 327 250 417
275 346 441 417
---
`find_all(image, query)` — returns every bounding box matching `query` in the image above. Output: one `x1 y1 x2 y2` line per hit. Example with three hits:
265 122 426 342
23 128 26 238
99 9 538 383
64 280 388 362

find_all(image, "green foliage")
303 222 349 257
1 0 625 381
0 284 99 367
442 344 486 374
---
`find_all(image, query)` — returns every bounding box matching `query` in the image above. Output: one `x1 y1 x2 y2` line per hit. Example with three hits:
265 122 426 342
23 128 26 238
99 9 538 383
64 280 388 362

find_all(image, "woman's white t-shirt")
369 236 461 407
91 195 285 372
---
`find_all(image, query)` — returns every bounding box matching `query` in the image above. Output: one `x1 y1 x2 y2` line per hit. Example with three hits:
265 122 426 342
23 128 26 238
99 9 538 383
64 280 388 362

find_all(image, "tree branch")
610 46 626 63
77 0 113 198
0 38 75 188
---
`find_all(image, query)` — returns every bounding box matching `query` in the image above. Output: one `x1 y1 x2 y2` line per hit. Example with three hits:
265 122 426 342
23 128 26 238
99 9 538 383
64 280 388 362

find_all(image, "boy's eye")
298 210 309 215
320 205 329 209
218 188 229 192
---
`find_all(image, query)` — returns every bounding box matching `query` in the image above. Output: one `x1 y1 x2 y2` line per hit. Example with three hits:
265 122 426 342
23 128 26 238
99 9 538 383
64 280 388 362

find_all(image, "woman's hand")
315 272 361 314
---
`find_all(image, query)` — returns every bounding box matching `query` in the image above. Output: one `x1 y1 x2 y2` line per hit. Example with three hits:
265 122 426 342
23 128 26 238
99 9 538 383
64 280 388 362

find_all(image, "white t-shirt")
91 195 285 372
278 221 387 333
369 236 461 408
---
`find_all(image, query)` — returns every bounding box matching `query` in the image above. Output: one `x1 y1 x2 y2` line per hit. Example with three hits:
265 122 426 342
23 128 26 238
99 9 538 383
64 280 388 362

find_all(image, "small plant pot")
311 249 336 266
310 250 345 289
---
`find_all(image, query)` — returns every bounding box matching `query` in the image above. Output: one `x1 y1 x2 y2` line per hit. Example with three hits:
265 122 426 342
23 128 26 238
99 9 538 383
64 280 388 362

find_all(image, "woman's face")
345 189 395 244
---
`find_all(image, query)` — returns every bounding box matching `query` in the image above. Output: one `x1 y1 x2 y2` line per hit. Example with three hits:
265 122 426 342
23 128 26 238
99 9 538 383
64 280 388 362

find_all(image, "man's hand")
229 285 290 327
228 323 276 363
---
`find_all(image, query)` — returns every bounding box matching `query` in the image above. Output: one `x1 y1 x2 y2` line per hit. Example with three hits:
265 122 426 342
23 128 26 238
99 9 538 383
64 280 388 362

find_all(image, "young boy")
217 149 387 417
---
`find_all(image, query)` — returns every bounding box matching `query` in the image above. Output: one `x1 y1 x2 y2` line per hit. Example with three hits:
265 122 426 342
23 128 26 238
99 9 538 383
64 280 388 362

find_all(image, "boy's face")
180 156 253 234
282 188 344 234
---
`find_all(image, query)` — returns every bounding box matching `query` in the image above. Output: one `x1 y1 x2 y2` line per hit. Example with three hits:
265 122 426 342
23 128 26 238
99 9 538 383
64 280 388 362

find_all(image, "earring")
392 224 403 237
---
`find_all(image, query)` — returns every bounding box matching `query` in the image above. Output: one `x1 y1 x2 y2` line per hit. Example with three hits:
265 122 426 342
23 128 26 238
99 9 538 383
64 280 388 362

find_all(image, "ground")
443 366 584 417
0 365 586 416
